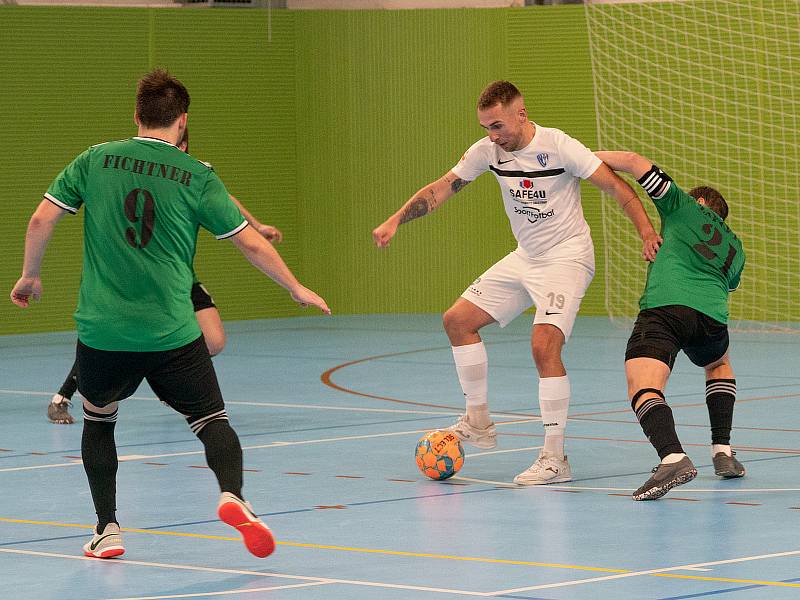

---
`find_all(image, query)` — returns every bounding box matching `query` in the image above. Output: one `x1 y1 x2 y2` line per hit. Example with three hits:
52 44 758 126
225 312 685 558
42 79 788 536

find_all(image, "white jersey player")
373 81 661 485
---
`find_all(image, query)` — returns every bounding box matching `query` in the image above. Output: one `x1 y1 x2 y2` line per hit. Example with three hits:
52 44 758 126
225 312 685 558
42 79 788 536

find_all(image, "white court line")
0 388 532 419
109 581 332 600
453 475 800 494
0 548 493 597
466 446 543 458
0 429 436 473
488 549 800 595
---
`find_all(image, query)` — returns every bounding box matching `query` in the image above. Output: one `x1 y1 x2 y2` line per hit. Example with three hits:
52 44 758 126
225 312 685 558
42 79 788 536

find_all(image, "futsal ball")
414 430 465 480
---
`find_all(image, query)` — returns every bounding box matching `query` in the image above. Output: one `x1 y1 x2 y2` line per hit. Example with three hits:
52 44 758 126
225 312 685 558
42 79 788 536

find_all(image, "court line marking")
0 425 541 474
488 549 800 594
452 475 800 493
109 581 333 600
0 388 531 419
2 537 800 595
0 548 492 598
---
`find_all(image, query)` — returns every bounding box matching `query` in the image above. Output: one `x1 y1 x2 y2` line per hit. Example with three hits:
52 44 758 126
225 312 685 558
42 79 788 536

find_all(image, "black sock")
58 360 79 399
197 419 243 498
633 394 684 459
82 418 118 531
706 378 736 445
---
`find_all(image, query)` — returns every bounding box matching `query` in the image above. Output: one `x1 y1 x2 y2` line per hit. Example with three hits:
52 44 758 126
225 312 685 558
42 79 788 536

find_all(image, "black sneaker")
47 394 74 425
633 456 697 501
713 451 745 478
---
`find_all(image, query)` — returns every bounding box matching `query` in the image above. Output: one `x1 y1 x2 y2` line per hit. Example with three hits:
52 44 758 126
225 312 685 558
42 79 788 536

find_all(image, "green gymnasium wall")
0 5 602 335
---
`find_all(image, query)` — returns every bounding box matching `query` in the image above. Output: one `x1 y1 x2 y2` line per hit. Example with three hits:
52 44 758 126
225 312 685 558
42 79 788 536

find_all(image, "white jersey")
451 123 601 259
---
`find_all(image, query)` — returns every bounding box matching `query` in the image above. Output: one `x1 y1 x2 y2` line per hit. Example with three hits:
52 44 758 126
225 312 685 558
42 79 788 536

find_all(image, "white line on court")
109 581 333 600
466 446 543 458
0 429 436 473
0 388 531 419
488 549 800 595
0 548 494 597
452 475 800 494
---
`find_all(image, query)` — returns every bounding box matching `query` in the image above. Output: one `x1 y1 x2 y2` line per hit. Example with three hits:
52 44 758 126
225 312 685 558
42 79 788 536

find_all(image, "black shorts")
76 336 224 423
625 305 729 370
191 282 216 312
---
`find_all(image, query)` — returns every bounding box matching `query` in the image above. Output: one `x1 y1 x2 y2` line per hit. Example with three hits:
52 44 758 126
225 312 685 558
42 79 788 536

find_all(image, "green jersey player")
597 151 745 501
47 125 284 424
11 69 330 559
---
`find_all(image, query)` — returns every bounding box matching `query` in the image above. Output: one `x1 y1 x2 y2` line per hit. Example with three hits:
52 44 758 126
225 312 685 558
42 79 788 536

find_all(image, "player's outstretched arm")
10 200 69 308
229 226 330 314
587 160 661 262
594 151 653 180
229 194 283 243
372 170 470 248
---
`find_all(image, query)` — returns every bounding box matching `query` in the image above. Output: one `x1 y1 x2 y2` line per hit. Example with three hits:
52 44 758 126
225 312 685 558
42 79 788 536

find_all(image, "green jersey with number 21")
640 178 744 324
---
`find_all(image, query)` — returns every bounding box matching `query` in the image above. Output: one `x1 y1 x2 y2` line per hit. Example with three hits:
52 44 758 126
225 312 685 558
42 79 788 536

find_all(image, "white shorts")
460 245 595 341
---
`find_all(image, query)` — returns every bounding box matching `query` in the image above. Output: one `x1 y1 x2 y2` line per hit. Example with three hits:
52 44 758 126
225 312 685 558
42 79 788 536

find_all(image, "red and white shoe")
83 523 125 559
217 492 275 558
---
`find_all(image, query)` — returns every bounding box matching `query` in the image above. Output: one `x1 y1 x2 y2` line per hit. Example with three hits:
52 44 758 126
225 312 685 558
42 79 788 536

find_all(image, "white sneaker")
83 523 125 559
514 452 572 485
443 414 496 449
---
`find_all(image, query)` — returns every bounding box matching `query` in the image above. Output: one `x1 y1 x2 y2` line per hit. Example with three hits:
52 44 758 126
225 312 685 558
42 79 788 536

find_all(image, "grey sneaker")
633 456 697 501
713 451 745 478
83 523 124 559
443 414 496 449
514 452 572 485
47 394 74 425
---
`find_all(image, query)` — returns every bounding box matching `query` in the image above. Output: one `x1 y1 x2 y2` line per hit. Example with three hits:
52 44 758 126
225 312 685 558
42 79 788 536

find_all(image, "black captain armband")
637 164 672 200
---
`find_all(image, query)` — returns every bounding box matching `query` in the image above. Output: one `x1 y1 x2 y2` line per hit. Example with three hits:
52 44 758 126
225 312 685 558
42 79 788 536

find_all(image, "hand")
290 285 331 315
255 224 283 244
10 276 42 308
641 231 662 262
372 219 398 248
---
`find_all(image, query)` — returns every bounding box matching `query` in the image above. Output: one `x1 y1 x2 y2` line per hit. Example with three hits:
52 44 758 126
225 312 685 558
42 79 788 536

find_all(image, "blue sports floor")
1 315 799 599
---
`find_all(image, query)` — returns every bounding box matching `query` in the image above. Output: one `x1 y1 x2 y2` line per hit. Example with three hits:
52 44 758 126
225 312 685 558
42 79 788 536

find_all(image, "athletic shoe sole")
84 545 125 559
218 499 275 558
514 474 573 486
632 468 697 501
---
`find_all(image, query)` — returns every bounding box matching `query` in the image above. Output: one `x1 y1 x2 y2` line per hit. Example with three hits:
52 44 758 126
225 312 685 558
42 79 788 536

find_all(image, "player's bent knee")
187 409 229 436
83 398 119 423
630 388 665 412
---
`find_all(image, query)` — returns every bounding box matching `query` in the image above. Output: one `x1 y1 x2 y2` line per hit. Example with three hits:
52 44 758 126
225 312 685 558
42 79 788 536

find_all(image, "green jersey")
45 136 246 351
637 167 745 324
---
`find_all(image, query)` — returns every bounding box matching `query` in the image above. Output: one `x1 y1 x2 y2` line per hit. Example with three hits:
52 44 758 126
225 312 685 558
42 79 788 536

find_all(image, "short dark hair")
690 186 729 220
136 68 190 128
477 80 522 111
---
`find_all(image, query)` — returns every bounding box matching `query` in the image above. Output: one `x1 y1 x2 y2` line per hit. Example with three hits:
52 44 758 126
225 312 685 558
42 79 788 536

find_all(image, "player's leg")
75 341 145 558
48 359 78 424
513 256 592 485
442 251 531 449
625 307 697 500
685 322 744 478
147 336 274 558
192 282 226 356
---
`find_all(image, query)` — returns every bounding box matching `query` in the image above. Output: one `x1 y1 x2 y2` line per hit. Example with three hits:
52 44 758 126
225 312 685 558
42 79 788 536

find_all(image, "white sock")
712 444 732 457
452 342 490 427
662 452 686 464
539 376 569 458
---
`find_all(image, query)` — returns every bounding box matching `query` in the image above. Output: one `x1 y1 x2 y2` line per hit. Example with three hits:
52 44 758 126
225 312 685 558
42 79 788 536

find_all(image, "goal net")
584 0 800 331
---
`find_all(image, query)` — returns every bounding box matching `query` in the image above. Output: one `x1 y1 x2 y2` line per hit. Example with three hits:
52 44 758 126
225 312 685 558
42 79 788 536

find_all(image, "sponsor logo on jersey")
537 153 549 168
513 205 556 224
510 179 547 202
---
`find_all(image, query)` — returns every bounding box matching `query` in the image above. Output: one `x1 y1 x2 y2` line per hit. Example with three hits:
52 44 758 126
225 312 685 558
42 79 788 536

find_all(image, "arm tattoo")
450 178 469 194
399 197 431 224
